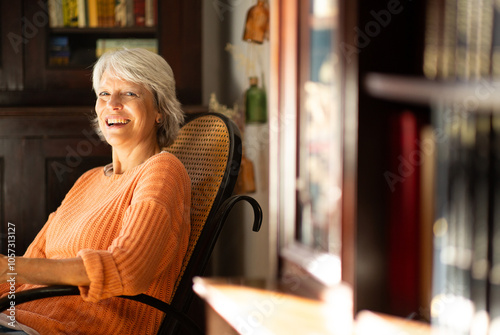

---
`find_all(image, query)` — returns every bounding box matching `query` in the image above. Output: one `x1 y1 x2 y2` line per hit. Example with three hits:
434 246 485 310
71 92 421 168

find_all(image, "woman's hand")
0 255 12 283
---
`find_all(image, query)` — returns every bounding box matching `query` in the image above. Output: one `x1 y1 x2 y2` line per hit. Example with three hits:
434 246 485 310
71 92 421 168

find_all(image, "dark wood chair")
0 112 263 335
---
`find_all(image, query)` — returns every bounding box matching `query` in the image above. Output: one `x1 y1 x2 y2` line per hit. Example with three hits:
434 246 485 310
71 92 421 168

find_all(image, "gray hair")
92 48 184 148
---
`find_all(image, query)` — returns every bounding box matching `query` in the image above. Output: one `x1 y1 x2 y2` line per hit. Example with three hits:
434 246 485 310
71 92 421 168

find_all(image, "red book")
386 111 420 317
134 0 145 26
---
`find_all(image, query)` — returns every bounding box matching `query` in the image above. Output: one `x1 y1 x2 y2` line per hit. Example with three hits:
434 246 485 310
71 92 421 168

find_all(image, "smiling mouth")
106 118 131 126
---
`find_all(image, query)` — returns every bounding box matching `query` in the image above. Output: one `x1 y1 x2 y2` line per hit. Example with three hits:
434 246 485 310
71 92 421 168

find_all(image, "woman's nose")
108 94 123 109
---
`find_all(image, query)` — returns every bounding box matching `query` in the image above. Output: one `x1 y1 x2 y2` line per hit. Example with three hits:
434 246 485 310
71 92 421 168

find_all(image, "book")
422 0 442 79
48 36 71 66
145 0 156 27
115 0 128 27
62 0 79 27
387 111 420 317
87 0 99 27
440 0 457 79
77 0 88 27
490 114 500 335
419 125 436 321
470 113 491 329
126 0 135 27
48 0 64 27
134 0 146 26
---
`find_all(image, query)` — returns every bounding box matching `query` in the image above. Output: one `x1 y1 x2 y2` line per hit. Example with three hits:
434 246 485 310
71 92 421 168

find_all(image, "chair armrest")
0 286 203 335
215 195 263 232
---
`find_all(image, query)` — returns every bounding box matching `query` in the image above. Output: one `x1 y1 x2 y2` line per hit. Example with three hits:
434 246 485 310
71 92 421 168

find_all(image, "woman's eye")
99 92 110 96
125 92 138 97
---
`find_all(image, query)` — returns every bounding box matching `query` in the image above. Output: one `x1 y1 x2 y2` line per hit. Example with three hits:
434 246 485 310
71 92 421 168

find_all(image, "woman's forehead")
99 71 142 88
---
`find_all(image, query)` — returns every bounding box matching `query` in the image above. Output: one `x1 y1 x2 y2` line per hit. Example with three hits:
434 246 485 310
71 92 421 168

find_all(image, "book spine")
387 111 420 317
419 125 436 322
440 0 458 78
125 0 134 27
490 114 500 335
87 0 99 27
115 0 127 27
107 0 116 27
145 0 155 27
491 0 500 76
476 0 494 77
455 0 469 79
77 0 88 27
48 0 64 27
97 0 104 27
62 0 70 26
470 113 491 329
423 0 443 79
134 0 146 26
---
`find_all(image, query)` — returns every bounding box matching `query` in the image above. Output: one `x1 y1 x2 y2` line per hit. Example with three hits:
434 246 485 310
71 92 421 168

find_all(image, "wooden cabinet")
0 1 23 92
0 0 201 106
0 108 112 254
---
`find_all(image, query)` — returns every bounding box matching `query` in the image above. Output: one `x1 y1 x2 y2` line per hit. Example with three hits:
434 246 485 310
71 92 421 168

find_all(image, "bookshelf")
363 0 500 333
0 0 201 106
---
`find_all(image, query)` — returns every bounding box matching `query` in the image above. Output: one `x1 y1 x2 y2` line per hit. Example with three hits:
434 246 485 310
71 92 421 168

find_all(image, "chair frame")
0 112 263 335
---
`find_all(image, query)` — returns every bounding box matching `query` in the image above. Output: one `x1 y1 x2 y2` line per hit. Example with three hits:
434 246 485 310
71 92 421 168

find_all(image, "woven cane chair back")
168 114 230 292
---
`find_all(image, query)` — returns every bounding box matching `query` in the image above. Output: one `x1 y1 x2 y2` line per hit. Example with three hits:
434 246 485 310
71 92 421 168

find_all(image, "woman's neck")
111 142 161 174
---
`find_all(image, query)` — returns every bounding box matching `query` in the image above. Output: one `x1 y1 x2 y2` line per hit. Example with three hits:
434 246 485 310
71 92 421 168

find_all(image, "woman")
0 48 191 334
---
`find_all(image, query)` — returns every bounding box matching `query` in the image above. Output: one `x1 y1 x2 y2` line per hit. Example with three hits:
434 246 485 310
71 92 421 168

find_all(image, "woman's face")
95 70 160 150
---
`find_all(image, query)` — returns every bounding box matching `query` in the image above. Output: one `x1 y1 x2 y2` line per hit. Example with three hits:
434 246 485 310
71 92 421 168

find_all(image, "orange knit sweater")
1 152 191 334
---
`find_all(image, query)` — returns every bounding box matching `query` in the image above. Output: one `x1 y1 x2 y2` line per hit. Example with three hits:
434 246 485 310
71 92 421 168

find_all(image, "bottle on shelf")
245 76 267 123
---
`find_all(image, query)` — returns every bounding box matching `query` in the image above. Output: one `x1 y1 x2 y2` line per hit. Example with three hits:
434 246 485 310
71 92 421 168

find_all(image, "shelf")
193 277 433 335
364 73 500 111
49 27 157 35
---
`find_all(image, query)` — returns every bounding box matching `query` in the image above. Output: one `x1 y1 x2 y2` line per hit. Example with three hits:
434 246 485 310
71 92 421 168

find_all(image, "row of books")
423 0 500 333
48 0 157 28
48 37 158 66
95 38 157 57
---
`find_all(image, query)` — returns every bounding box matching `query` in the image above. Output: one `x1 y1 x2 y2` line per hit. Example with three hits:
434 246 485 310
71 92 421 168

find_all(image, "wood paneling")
0 107 111 254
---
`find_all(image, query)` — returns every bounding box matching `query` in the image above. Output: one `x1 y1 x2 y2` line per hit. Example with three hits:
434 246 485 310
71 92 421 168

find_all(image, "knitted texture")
1 152 191 335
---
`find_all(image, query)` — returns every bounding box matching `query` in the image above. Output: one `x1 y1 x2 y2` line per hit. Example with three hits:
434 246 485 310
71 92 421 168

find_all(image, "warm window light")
312 0 337 17
321 283 354 335
489 317 500 335
193 277 354 335
470 310 489 335
431 294 475 333
306 253 342 286
282 243 342 286
356 310 432 334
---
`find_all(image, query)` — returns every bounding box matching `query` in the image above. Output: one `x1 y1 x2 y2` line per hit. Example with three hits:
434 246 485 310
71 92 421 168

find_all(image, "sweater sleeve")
77 155 191 302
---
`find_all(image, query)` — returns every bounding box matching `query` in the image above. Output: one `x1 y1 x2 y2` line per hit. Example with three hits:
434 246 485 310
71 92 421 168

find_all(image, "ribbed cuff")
77 249 123 302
